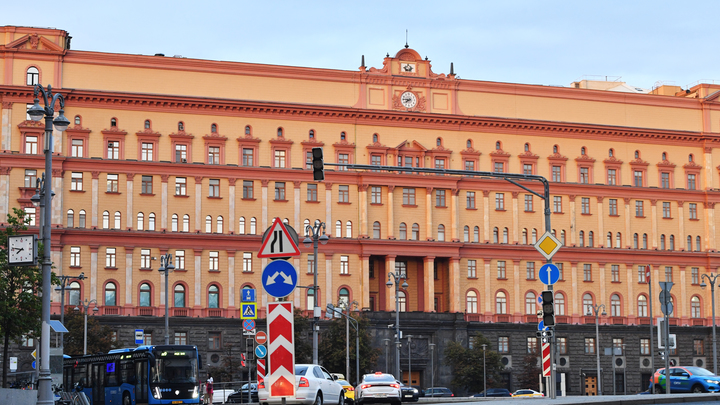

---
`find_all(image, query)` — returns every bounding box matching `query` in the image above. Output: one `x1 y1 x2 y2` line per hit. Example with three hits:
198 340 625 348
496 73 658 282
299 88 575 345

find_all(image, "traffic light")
541 290 555 326
312 147 324 181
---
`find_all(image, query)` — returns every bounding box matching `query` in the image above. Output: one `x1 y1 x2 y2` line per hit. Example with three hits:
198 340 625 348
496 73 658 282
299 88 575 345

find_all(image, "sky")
3 1 720 90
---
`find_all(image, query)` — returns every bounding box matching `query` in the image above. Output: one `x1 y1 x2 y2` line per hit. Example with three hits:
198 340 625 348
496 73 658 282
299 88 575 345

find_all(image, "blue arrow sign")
539 263 560 285
261 260 298 298
32 361 36 370
538 320 548 331
242 288 257 303
255 344 267 359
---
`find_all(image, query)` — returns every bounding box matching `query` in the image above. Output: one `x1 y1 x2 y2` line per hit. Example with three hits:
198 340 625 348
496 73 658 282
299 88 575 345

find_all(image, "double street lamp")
74 299 98 355
386 272 408 380
701 273 719 375
54 273 85 350
27 84 70 405
303 221 328 365
159 254 175 345
588 303 606 395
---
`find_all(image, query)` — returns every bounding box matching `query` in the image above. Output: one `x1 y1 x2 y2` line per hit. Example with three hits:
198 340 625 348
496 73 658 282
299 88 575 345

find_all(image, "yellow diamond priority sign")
534 231 562 260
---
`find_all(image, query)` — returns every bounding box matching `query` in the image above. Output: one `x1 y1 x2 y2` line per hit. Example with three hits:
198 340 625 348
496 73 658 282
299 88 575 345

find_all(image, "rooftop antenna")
405 30 409 48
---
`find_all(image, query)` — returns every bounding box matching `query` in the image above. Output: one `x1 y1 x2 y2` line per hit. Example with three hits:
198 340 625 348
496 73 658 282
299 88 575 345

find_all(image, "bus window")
136 360 148 402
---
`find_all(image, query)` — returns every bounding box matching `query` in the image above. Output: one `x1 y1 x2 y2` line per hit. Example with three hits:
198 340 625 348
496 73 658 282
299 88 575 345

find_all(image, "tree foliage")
0 208 43 387
517 351 541 391
63 310 118 356
293 308 312 364
443 333 504 394
318 311 380 384
207 344 240 383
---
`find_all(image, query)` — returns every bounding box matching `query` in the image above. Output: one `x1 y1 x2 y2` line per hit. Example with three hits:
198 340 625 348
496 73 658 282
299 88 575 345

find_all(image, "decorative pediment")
656 160 676 168
301 138 324 147
136 128 161 138
395 140 428 153
17 120 44 131
5 33 65 53
547 152 568 161
490 149 511 158
684 161 702 170
518 151 539 160
603 156 623 165
236 134 260 144
629 158 649 167
269 137 293 145
460 147 481 157
202 133 228 141
575 154 596 163
333 140 356 149
101 127 128 136
65 124 91 135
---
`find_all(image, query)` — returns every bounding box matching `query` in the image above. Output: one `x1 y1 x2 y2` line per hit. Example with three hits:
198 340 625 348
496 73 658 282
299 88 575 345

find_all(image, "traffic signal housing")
312 147 324 181
541 290 555 326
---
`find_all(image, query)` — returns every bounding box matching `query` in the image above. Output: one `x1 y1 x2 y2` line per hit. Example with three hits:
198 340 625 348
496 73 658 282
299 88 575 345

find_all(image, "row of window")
497 335 694 357
487 262 701 284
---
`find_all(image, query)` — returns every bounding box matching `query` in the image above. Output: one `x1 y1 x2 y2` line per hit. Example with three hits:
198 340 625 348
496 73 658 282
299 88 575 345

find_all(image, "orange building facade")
3 25 720 331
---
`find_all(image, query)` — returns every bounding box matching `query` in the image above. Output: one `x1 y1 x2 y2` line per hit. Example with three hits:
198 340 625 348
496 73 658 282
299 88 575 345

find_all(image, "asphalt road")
413 393 720 404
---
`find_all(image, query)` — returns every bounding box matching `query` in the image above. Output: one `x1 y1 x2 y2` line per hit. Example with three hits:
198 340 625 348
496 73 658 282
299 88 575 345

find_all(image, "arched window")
346 221 352 238
68 281 81 306
245 126 251 135
493 227 499 244
524 143 530 152
437 224 445 241
239 217 246 234
637 295 648 317
411 223 419 240
373 221 381 239
531 229 537 244
103 211 110 229
211 124 218 133
687 235 692 251
183 214 190 232
696 236 701 251
643 233 648 249
606 232 612 248
105 282 117 306
208 285 219 309
660 234 666 250
79 210 86 228
560 230 566 245
300 219 308 236
466 139 472 148
436 138 442 147
111 118 117 127
139 283 151 307
473 226 480 243
464 226 469 242
277 127 283 137
67 209 74 227
466 291 478 313
338 288 350 308
495 141 501 150
554 292 565 316
525 292 536 315
306 287 315 311
553 145 558 154
216 216 223 233
172 214 178 232
136 212 144 231
26 66 39 86
581 146 586 155
205 215 212 233
250 218 257 235
74 115 81 126
336 220 342 237
616 232 622 248
400 223 407 240
178 121 185 131
397 291 407 312
610 294 621 316
144 120 151 129
689 154 694 162
588 231 594 247
308 129 314 139
579 231 585 247
174 284 186 308
662 152 667 160
522 229 528 245
114 211 121 229
373 134 379 143
502 228 508 244
634 233 639 249
669 235 675 251
691 296 701 318
583 293 594 315
608 148 614 157
340 131 346 141
634 150 640 159
495 291 507 314
148 213 156 231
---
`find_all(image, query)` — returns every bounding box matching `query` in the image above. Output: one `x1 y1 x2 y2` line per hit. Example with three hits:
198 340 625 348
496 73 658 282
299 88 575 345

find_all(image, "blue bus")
63 345 202 405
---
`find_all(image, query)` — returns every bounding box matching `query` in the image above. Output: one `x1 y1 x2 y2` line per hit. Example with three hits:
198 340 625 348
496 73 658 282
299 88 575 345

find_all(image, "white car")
355 373 401 405
258 364 345 405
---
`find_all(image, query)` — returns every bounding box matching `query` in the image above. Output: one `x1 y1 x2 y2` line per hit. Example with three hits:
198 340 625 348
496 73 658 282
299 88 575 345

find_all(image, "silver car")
258 364 345 405
355 373 401 405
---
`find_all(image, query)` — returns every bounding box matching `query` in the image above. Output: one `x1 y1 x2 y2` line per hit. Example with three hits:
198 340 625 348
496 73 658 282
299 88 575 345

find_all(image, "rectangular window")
209 179 220 197
436 190 446 207
468 259 477 278
141 142 154 161
242 148 254 167
607 169 617 185
638 265 647 283
274 150 286 168
338 185 349 203
435 158 445 170
688 174 696 190
579 167 589 184
634 170 643 187
174 332 187 345
105 247 116 268
107 141 120 159
175 177 186 196
524 195 533 212
557 263 564 280
24 169 37 188
21 335 34 347
208 146 220 165
526 337 538 354
70 246 81 267
495 193 505 210
71 172 83 191
25 136 38 154
665 266 672 282
71 139 84 157
662 202 671 218
209 251 219 271
585 337 596 354
143 332 152 345
371 155 382 168
175 250 185 270
395 261 407 278
243 181 254 199
140 249 151 269
694 339 705 356
493 162 504 173
523 164 533 175
553 196 562 213
689 203 697 219
175 144 187 163
661 172 670 189
552 166 561 182
275 182 286 200
498 337 509 353
338 153 349 170
608 199 618 216
402 188 415 205
526 262 535 280
141 175 153 194
583 264 592 281
209 332 221 350
107 174 119 193
307 184 318 202
636 201 644 217
581 197 590 214
692 267 699 284
466 191 476 209
340 256 349 274
640 338 650 355
371 186 382 204
497 261 506 279
611 265 619 282
307 254 315 274
243 252 252 272
464 160 475 171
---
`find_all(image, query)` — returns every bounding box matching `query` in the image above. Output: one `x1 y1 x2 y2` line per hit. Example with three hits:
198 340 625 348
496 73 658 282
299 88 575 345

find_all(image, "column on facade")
598 263 606 310
596 197 604 247
623 198 632 248
261 180 269 230
0 167 10 220
570 262 579 321
293 255 301 310
194 177 203 232
385 255 396 311
91 171 100 227
705 202 716 251
229 179 237 233
293 181 301 232
652 263 661 313
425 187 433 240
359 185 371 238
484 258 492 317
51 248 63 307
512 260 520 321
324 183 333 236
450 189 459 241
325 253 333 309
482 190 490 242
228 250 236 313
194 249 202 312
52 169 63 225
511 192 519 243
125 248 134 313
569 195 576 245
677 201 685 246
680 265 687 323
361 254 370 310
448 257 460 312
704 146 714 189
1 101 12 151
126 174 134 229
52 115 62 154
625 264 634 322
90 245 99 303
384 186 394 240
423 257 435 312
161 175 169 230
650 200 658 249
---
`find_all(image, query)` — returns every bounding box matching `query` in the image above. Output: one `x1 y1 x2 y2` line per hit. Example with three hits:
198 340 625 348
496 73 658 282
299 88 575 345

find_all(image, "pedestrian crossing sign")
241 303 257 319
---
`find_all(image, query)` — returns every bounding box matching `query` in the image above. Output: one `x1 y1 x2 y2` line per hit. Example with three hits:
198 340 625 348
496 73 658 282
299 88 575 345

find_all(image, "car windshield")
516 390 532 394
686 367 714 376
364 374 395 383
337 380 350 386
151 350 199 384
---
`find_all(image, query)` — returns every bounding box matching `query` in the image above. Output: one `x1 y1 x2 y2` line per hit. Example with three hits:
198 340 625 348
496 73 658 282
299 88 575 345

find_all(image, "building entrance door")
404 370 420 387
584 376 598 396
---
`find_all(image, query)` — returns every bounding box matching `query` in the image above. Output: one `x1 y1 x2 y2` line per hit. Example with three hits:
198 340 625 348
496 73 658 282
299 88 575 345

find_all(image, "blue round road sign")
255 344 267 359
539 263 560 285
261 260 298 298
538 320 548 331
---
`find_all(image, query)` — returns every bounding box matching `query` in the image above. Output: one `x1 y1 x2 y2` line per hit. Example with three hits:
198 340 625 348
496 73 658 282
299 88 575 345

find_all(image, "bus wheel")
123 393 131 405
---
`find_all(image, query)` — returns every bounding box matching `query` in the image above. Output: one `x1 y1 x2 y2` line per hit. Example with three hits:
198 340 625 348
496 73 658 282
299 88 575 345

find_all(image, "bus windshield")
151 350 199 384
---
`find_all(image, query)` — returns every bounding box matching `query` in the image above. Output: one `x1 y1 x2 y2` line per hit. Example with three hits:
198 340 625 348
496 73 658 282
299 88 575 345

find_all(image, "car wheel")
692 384 705 394
653 384 664 394
314 392 323 405
123 394 131 405
338 391 344 405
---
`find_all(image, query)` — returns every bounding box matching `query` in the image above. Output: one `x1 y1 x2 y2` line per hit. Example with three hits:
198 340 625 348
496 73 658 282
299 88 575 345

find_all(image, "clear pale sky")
3 1 719 90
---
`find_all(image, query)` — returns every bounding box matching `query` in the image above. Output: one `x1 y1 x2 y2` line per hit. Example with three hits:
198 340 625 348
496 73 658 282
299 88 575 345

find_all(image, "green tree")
207 344 239 383
294 308 312 364
63 310 117 356
443 333 504 394
318 312 380 384
516 351 541 391
0 208 42 388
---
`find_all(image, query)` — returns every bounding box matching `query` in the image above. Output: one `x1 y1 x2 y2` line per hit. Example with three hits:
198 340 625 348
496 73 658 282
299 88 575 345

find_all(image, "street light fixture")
159 254 175 345
54 273 85 351
383 339 390 373
428 342 435 396
303 220 328 365
701 273 719 375
27 83 69 405
481 344 487 397
386 272 408 380
588 303 606 395
74 299 98 355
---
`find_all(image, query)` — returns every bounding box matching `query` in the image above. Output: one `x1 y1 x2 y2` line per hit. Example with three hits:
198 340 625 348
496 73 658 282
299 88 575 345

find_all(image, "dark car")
397 381 419 402
227 382 259 403
473 388 512 397
411 386 424 397
423 387 454 397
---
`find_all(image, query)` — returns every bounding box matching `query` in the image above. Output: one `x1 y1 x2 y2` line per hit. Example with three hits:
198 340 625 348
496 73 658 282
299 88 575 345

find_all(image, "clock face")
8 235 35 265
401 91 417 109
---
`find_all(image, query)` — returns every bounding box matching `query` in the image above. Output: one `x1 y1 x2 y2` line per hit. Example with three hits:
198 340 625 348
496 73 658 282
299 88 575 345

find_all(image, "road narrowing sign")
258 218 301 258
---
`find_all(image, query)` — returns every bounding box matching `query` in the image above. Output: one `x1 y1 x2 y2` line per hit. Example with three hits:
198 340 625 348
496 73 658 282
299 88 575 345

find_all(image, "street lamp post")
407 335 413 386
428 343 435 395
75 299 98 355
27 83 70 405
588 303 606 395
383 339 390 373
386 272 408 380
159 254 175 345
701 273 719 375
54 273 85 350
481 344 487 397
303 220 328 365
327 303 360 385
